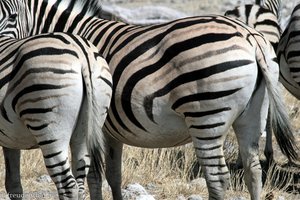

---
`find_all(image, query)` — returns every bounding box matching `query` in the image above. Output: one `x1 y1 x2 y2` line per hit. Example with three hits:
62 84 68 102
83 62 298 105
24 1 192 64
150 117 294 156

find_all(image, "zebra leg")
70 134 90 199
70 108 91 199
264 113 274 165
38 139 78 199
187 116 231 200
191 132 230 199
105 133 123 200
3 147 23 200
87 159 103 200
232 80 267 200
87 132 123 200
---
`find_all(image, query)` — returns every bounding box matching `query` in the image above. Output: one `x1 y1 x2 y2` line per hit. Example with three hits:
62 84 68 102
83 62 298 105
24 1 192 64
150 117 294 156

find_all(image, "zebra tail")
256 40 299 163
83 50 113 177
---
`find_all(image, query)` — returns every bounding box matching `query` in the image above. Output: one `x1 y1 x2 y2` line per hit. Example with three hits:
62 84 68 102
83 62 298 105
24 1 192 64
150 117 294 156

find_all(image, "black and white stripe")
225 0 281 50
225 0 281 166
0 0 297 199
0 32 112 199
278 3 300 99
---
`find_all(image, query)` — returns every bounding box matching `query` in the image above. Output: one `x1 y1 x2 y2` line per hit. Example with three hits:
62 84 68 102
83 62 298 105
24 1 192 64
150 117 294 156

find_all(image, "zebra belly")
107 104 191 148
109 123 191 148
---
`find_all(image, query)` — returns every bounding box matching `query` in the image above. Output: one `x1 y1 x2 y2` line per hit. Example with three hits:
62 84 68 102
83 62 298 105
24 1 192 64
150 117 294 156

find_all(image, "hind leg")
105 133 123 200
190 130 230 199
87 131 123 200
70 131 90 200
3 147 23 200
236 90 269 169
186 112 232 200
70 106 91 200
232 81 267 200
37 135 78 200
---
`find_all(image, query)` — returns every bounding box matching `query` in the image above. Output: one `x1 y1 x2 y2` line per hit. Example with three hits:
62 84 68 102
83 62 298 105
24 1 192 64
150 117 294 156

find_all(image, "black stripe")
63 181 77 189
245 5 252 25
76 175 86 179
27 123 49 131
190 122 225 129
201 164 227 167
44 151 62 159
287 50 300 60
172 88 242 110
46 159 68 169
196 135 223 140
289 67 300 73
195 145 222 151
1 105 11 123
100 76 113 88
20 107 54 117
51 168 71 178
38 139 57 146
56 175 74 186
198 155 224 160
255 19 279 28
77 165 88 172
210 171 229 176
12 84 67 112
184 107 231 118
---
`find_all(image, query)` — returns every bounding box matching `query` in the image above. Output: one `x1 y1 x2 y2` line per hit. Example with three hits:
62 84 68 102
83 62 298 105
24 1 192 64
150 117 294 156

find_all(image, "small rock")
125 183 148 195
277 196 285 200
36 174 52 183
230 197 246 200
136 194 156 200
187 194 203 200
177 195 186 200
123 183 155 200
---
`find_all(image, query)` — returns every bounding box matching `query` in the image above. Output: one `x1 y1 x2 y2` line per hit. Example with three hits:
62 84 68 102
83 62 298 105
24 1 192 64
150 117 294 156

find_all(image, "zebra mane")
53 0 103 18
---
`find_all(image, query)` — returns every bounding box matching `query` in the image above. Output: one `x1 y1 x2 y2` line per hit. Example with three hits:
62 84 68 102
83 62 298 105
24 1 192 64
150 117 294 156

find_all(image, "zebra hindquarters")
183 73 258 198
13 48 85 199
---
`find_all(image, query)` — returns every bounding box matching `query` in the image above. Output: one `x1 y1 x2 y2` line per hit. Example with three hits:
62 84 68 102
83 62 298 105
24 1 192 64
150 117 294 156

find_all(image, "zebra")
0 0 298 199
0 31 112 199
225 0 282 166
225 0 281 50
277 4 300 100
225 0 300 167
